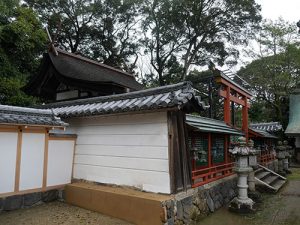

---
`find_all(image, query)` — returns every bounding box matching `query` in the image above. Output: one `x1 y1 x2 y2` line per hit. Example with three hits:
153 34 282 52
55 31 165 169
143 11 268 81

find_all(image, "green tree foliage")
142 0 261 86
238 19 300 127
0 1 45 106
141 0 185 86
25 0 141 72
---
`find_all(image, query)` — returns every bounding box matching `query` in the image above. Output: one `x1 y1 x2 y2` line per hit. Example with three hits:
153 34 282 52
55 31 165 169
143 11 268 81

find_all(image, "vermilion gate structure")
189 71 253 187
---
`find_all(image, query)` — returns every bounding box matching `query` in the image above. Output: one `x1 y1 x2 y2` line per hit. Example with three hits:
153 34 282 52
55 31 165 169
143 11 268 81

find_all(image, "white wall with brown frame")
0 125 76 198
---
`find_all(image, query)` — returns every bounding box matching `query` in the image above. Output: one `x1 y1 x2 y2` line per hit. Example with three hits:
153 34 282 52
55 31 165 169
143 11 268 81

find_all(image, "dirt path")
198 168 300 225
0 201 133 225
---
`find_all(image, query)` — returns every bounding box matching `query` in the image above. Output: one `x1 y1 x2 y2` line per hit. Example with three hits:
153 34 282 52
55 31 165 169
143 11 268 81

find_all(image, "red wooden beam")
219 90 250 108
215 77 252 99
224 87 231 124
242 97 249 142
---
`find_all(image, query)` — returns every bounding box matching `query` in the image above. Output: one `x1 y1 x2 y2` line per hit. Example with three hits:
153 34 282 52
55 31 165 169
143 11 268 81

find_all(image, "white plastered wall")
0 128 75 196
67 112 171 194
0 132 18 193
47 139 75 186
19 133 45 191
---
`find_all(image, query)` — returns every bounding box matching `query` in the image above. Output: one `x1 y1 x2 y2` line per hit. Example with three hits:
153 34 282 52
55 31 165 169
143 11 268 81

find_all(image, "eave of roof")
186 114 243 135
23 48 144 94
249 128 278 139
55 48 135 78
43 82 206 118
48 49 144 90
285 93 300 136
250 122 282 132
285 124 300 136
0 105 68 127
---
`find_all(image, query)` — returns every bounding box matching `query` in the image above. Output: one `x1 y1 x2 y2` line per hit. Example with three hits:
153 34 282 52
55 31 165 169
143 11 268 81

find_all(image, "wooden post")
224 134 228 164
14 128 23 192
224 86 231 125
208 78 213 118
231 100 235 126
208 133 212 167
242 97 249 142
42 129 49 190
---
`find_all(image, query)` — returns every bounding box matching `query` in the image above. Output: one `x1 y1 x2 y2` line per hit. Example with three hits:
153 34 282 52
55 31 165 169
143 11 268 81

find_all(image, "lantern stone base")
229 167 255 213
277 158 286 176
229 196 255 213
283 158 292 174
248 191 262 203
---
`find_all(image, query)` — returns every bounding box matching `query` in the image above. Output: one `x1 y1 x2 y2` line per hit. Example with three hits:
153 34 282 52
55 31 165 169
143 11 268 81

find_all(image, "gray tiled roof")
250 122 282 132
49 49 144 90
186 114 244 135
45 82 206 118
249 128 278 139
0 105 68 127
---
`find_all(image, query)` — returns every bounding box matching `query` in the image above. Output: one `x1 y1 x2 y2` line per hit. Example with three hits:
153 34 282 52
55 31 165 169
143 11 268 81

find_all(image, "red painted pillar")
242 97 249 142
208 133 212 167
224 134 228 164
224 86 231 125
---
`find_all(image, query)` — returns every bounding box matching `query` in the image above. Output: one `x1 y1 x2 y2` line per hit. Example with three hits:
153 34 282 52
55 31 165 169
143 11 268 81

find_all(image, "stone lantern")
247 139 262 202
247 140 257 191
283 140 292 174
229 137 255 212
276 141 286 176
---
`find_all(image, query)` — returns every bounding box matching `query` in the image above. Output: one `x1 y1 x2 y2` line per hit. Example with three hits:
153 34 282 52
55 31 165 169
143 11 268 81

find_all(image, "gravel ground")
0 201 133 225
198 167 300 225
1 168 300 225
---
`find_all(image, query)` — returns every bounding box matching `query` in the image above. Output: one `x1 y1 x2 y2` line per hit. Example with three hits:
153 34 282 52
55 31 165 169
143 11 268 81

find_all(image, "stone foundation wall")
0 189 64 212
162 175 237 225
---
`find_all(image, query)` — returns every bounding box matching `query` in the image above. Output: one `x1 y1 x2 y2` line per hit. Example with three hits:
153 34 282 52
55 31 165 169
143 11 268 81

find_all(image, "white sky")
225 0 300 72
257 0 300 22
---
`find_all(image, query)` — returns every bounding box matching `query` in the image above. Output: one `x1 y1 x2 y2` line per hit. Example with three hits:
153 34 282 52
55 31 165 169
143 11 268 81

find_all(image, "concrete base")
65 183 171 225
65 176 238 225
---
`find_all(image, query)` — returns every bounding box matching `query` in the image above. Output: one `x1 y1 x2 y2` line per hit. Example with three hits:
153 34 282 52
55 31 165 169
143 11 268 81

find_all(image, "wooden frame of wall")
0 125 76 198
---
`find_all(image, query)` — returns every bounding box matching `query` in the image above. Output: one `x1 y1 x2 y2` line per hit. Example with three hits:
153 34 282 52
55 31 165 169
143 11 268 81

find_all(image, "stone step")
254 168 264 174
255 164 287 193
262 175 278 185
256 171 271 180
272 179 286 191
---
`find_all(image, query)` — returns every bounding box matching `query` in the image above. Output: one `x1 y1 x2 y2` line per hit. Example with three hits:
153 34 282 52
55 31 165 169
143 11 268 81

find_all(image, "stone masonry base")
162 174 238 225
0 189 64 212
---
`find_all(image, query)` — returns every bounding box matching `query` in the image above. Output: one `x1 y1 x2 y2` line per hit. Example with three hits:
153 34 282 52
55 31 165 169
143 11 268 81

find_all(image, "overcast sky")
258 0 300 22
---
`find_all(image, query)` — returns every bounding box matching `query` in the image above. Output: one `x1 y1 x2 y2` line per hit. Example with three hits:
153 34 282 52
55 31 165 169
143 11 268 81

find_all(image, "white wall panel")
47 140 75 186
19 133 45 191
73 164 171 194
0 132 18 194
76 134 168 146
76 145 168 159
74 155 168 172
69 112 171 194
71 123 167 135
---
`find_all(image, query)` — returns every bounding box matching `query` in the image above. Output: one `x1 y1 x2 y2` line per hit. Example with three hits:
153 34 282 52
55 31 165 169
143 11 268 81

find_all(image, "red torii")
214 73 252 141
